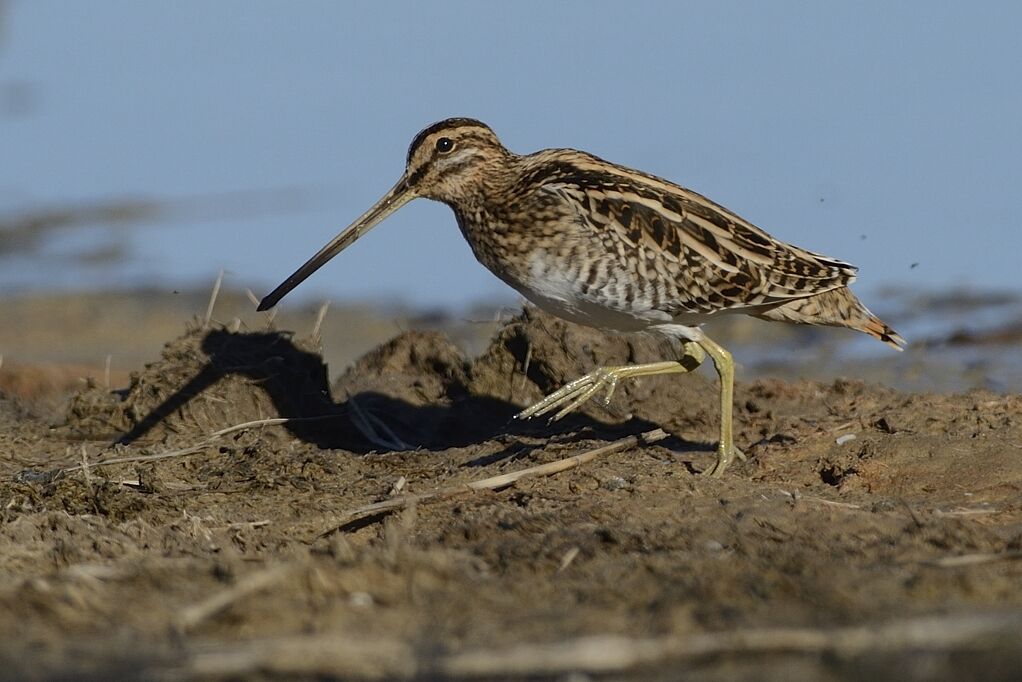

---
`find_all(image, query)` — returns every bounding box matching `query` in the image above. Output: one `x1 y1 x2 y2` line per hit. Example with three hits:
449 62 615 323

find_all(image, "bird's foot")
516 365 630 423
516 360 694 423
704 443 747 477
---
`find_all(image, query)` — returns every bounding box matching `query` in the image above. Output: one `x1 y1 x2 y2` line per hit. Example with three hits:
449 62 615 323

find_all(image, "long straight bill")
258 178 416 311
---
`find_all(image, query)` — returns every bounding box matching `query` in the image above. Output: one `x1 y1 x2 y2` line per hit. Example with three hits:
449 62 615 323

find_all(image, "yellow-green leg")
695 334 744 477
516 332 745 477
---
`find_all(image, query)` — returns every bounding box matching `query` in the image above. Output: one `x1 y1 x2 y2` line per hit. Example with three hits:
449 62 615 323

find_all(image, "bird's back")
503 149 857 318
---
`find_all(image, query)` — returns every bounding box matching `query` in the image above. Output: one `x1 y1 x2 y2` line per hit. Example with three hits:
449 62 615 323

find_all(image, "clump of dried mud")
64 309 703 451
2 308 1022 681
64 325 344 445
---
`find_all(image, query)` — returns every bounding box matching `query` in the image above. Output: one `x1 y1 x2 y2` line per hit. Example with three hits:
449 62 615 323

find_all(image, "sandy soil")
1 307 1021 680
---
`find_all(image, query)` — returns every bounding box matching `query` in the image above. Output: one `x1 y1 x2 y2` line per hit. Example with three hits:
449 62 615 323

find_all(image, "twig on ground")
365 410 410 450
311 301 330 342
778 489 862 510
900 498 925 528
388 476 407 497
224 519 271 530
204 269 225 328
319 429 668 536
347 396 408 451
57 414 346 476
440 612 1022 677
175 563 293 632
934 507 1000 517
78 445 94 492
185 633 415 679
516 341 532 398
558 546 580 573
171 611 1022 680
61 442 212 475
923 550 1022 568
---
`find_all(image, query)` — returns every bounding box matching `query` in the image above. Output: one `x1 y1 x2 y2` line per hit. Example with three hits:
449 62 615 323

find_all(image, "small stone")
836 433 857 445
349 591 374 608
601 476 628 491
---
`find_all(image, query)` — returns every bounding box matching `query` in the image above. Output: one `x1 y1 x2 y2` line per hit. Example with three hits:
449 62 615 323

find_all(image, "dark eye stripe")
406 118 491 164
406 163 429 186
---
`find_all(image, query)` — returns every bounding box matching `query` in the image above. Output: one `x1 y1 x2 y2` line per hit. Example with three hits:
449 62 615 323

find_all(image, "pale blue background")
2 1 1020 308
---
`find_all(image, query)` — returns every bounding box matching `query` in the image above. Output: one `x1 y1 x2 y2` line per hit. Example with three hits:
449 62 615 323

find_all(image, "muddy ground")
1 306 1021 680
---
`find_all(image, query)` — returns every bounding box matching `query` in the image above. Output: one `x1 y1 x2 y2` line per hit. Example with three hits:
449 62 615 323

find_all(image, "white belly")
512 252 674 333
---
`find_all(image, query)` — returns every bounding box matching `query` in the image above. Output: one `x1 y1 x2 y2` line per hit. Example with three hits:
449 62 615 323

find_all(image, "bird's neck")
449 190 522 284
444 156 521 237
446 157 557 289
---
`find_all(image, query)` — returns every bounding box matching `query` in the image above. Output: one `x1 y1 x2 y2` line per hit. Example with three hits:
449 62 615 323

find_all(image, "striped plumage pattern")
404 119 902 349
521 151 857 309
259 117 904 476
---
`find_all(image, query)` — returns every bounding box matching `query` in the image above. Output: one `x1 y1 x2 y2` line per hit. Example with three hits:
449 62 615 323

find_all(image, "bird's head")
258 118 511 311
403 118 513 204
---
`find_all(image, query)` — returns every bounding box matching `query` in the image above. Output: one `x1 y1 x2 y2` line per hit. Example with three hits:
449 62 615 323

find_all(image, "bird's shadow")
117 328 701 459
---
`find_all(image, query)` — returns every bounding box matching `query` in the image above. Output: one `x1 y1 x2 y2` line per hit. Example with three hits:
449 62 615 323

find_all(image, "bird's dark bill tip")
256 296 275 312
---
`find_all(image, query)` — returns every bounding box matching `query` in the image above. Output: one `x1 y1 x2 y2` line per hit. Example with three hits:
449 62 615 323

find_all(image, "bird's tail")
755 287 905 351
859 313 906 351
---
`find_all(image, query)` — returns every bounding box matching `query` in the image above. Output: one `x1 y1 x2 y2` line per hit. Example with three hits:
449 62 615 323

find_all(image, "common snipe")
259 118 904 476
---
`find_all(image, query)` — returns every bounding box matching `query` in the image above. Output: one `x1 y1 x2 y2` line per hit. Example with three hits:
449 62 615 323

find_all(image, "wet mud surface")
1 308 1021 680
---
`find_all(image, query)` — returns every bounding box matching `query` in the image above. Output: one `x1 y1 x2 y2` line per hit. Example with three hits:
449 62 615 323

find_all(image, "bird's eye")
435 137 455 154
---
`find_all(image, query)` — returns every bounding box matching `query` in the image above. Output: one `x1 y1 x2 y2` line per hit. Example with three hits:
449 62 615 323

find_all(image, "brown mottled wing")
538 151 857 316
